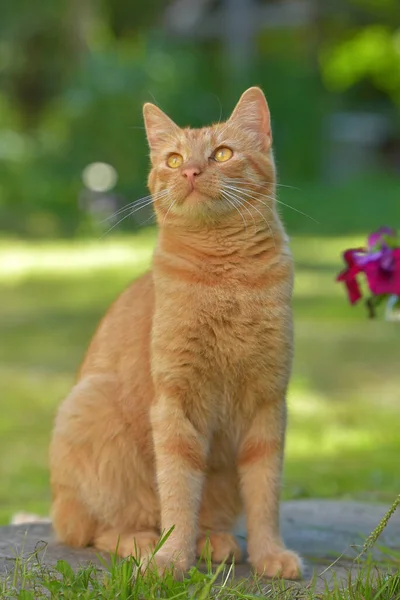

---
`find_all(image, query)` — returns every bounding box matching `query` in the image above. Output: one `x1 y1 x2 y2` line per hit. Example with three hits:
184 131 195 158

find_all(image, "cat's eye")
167 153 183 169
213 147 233 163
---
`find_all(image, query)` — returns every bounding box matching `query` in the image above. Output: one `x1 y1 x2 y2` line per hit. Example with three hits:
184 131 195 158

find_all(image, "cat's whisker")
230 176 300 191
220 188 246 223
225 175 299 191
222 189 254 231
220 192 248 232
253 191 318 224
223 188 276 249
274 198 319 224
224 177 270 192
223 184 274 212
224 179 316 223
225 178 268 192
101 199 152 224
100 198 156 238
99 201 138 224
223 179 269 198
234 198 255 231
222 182 276 232
230 196 251 234
100 210 138 239
227 175 301 190
225 188 279 246
275 183 301 190
127 199 156 216
240 198 277 251
162 199 177 227
100 190 169 224
139 212 157 227
224 181 318 225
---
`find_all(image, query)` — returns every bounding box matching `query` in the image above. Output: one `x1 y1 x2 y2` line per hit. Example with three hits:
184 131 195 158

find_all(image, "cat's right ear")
228 87 272 150
143 103 180 153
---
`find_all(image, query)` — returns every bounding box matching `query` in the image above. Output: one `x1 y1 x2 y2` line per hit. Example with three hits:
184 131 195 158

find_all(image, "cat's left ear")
143 103 180 153
228 87 272 150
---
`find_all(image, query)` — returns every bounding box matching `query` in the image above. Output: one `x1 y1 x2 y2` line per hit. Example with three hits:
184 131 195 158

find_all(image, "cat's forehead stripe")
165 122 245 156
177 126 223 151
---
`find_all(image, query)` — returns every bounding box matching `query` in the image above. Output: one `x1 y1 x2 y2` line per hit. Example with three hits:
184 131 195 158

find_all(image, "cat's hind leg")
51 483 97 547
52 486 159 560
94 529 159 559
50 375 159 553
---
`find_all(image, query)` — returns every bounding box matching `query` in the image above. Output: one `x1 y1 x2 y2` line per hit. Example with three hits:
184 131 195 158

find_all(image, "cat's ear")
228 87 272 150
143 103 180 153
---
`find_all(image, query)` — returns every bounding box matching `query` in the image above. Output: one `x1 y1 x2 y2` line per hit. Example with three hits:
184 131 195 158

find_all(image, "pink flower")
363 248 400 296
336 248 365 304
336 227 400 312
367 227 396 251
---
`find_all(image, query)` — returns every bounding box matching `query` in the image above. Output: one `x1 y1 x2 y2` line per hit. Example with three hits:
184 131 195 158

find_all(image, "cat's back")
78 271 154 379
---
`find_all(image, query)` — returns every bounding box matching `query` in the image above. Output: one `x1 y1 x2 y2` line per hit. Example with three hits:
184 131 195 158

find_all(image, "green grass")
1 225 399 524
2 507 400 600
1 548 400 599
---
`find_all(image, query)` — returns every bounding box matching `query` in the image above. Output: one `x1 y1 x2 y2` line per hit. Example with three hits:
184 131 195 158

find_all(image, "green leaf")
17 591 35 600
55 559 75 581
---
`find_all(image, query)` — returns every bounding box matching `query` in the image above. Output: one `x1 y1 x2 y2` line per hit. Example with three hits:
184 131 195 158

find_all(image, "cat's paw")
251 548 302 580
142 549 192 579
117 531 159 558
197 532 242 563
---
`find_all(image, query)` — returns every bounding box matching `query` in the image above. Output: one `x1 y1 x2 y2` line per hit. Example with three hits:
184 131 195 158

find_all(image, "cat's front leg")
238 400 302 580
149 384 208 577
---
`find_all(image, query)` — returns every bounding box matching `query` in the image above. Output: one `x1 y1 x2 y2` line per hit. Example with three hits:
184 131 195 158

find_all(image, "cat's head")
143 87 275 224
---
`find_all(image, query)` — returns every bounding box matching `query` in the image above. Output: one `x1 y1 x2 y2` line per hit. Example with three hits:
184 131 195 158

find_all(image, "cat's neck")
154 216 288 277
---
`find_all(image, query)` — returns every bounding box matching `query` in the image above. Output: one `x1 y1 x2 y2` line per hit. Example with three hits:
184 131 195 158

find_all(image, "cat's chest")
198 293 263 334
186 288 271 363
153 272 290 373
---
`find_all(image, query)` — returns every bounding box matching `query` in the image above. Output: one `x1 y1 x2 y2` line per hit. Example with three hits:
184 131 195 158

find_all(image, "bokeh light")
82 162 118 193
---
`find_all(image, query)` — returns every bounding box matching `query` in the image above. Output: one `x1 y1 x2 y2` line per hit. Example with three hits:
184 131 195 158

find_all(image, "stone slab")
1 501 399 591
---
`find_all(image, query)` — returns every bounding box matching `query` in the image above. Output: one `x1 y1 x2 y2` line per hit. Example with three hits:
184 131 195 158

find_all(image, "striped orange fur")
49 87 302 579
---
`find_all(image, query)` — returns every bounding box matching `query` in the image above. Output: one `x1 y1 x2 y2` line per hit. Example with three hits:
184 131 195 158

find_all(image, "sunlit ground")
1 229 399 524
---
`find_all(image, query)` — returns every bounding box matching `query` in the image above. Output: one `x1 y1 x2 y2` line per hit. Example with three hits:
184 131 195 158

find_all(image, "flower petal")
364 249 400 295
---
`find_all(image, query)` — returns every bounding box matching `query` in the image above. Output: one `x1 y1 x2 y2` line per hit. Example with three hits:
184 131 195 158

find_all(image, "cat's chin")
177 191 220 218
163 190 229 223
183 189 210 206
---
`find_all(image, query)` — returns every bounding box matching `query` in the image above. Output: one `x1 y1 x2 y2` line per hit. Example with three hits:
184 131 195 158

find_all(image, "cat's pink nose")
182 167 201 186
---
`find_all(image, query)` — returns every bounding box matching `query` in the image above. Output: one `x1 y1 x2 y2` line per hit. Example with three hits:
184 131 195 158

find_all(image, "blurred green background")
0 0 399 524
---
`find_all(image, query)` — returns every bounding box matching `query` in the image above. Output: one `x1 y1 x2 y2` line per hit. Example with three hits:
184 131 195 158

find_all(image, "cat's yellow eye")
167 153 183 169
213 147 233 163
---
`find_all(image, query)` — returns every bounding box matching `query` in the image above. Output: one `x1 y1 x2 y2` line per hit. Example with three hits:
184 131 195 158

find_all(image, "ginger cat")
49 87 302 579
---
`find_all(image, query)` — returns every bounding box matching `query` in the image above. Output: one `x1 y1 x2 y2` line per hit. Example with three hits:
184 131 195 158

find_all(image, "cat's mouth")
183 188 209 206
172 181 218 211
